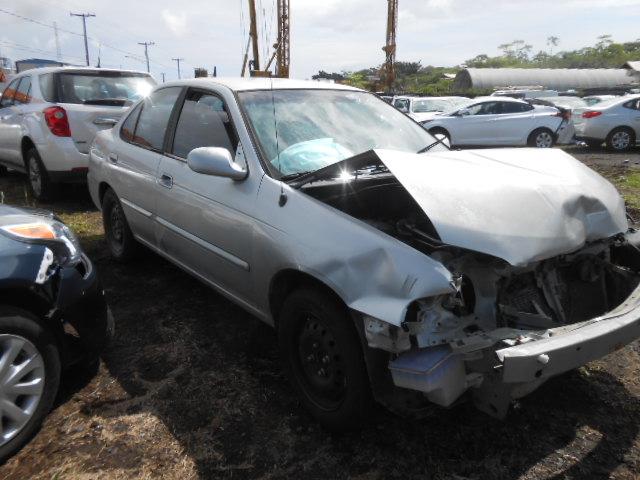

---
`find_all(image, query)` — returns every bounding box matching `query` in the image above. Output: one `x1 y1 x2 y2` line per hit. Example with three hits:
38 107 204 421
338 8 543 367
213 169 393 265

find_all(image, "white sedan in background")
574 94 640 151
393 96 468 122
421 96 572 148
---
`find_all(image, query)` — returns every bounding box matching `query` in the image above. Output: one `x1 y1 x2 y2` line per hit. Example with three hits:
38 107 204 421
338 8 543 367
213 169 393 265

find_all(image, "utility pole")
247 0 260 72
276 0 290 78
70 12 95 66
172 58 184 79
53 22 62 62
161 72 166 82
138 41 154 73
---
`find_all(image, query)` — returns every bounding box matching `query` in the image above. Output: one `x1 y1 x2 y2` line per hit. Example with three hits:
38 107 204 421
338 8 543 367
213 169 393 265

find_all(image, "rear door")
154 87 256 301
623 99 640 139
55 71 155 153
110 86 182 244
0 77 24 165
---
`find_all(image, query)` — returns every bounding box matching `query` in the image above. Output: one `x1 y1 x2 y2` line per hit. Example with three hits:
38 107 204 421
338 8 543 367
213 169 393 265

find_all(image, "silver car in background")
0 67 155 200
88 78 640 430
574 94 640 151
421 96 572 148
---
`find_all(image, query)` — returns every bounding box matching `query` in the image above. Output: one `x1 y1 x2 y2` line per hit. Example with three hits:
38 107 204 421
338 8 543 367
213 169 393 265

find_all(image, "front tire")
606 127 635 152
528 128 555 148
102 188 138 262
25 148 56 202
278 288 373 432
0 307 61 463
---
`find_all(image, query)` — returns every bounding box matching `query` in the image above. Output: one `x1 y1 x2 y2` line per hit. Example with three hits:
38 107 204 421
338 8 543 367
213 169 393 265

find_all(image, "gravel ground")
1 146 640 479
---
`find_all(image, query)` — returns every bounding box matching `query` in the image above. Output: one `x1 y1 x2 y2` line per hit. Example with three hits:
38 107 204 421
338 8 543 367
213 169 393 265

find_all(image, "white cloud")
161 9 188 37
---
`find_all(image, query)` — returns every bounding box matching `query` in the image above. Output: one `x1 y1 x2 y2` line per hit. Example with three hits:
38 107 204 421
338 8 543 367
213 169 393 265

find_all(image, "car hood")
374 148 628 266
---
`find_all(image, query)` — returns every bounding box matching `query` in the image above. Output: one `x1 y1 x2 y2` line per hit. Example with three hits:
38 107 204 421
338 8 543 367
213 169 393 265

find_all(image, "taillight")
582 111 602 119
43 106 71 137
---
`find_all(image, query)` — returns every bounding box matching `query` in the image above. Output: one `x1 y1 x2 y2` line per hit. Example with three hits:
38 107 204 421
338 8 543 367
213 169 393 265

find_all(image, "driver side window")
467 101 501 115
170 90 238 159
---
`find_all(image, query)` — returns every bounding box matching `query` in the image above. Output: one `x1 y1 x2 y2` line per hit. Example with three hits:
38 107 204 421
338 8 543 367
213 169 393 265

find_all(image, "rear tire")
25 148 56 202
606 127 635 152
0 307 61 463
527 128 555 148
102 188 138 262
278 288 373 432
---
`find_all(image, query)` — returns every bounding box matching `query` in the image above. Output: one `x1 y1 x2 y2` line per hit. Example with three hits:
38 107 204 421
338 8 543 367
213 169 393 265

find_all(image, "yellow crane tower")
241 0 290 78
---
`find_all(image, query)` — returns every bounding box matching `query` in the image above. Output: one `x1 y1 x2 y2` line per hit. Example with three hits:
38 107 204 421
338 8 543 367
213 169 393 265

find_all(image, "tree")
547 35 560 55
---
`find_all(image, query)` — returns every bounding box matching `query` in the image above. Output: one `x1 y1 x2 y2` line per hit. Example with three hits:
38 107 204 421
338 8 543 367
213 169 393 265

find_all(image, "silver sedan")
88 78 640 429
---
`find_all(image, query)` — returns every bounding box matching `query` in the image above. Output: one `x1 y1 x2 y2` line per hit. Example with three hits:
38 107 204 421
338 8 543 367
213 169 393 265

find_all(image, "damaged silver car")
88 79 640 430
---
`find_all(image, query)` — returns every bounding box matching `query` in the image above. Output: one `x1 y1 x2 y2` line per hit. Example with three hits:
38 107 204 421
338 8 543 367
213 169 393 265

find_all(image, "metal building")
454 68 635 91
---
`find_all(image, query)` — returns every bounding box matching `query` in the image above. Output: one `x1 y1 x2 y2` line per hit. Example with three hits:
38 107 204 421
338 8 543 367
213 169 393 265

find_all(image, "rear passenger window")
131 87 181 151
501 102 532 114
171 91 238 158
14 76 31 104
0 78 19 107
39 73 56 102
120 103 142 143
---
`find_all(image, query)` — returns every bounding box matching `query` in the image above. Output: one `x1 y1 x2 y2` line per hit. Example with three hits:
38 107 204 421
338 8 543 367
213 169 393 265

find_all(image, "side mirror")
457 108 471 117
187 147 247 180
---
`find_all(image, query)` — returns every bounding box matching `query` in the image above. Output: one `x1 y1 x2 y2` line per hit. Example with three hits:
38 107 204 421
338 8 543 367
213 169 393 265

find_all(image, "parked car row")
2 74 640 462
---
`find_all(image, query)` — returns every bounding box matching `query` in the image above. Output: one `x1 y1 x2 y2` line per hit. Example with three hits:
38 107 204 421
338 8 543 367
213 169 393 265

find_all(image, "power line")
70 12 95 66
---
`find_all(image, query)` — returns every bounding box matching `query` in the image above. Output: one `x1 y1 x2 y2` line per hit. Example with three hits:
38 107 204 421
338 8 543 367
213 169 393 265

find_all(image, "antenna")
53 22 62 61
269 78 286 207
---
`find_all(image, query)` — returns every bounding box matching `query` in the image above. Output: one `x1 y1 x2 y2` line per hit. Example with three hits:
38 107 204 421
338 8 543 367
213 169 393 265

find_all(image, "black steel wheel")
102 188 137 262
278 288 373 431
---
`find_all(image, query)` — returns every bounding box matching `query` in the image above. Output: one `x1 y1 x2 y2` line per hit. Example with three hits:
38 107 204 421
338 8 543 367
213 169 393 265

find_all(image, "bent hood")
374 148 628 266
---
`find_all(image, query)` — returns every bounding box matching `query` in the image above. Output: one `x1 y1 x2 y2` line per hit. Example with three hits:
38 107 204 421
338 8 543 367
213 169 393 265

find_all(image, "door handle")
108 153 118 164
158 173 173 189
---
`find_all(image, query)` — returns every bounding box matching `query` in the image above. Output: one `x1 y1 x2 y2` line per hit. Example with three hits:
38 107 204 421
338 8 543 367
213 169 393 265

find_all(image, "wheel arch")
268 269 348 329
20 136 37 167
607 125 636 139
98 181 114 207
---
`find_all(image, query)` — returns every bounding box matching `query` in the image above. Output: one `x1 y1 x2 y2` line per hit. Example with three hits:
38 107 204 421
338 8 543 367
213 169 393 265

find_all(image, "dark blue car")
0 204 112 461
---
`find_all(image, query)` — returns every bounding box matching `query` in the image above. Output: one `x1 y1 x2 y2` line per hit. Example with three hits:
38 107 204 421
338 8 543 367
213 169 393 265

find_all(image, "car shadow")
92 251 640 479
0 170 96 214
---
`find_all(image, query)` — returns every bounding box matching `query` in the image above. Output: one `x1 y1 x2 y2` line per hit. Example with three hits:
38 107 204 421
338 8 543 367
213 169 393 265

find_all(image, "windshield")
412 98 454 113
238 89 443 177
58 72 156 104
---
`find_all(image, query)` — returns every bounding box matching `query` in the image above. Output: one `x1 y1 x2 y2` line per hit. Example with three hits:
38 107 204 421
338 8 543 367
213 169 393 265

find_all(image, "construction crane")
241 0 290 78
381 0 398 92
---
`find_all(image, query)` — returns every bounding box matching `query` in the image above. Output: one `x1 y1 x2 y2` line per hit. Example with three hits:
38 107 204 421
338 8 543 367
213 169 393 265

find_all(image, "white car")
422 96 571 148
574 94 640 151
0 67 156 200
393 96 468 122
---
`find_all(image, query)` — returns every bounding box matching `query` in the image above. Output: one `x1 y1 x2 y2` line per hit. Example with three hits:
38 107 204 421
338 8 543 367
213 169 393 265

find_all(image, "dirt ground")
2 146 640 479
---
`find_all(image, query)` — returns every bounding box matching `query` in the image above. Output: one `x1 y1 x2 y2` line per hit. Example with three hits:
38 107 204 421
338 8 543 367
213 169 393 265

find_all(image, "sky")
1 0 639 83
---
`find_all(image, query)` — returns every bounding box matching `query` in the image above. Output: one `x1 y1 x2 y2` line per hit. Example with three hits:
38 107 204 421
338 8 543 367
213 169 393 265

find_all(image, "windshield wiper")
280 171 315 181
417 135 449 154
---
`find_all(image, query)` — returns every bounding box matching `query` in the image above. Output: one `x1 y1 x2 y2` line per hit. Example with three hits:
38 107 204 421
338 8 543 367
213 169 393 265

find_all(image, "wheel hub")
0 334 45 447
296 316 346 408
536 132 553 148
28 159 41 197
612 131 630 150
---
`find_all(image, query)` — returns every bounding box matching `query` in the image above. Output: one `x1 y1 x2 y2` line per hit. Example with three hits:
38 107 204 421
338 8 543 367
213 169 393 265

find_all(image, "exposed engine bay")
300 165 640 417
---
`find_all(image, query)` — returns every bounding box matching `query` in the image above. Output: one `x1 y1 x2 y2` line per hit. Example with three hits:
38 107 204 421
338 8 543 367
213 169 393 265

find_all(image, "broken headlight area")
364 233 640 416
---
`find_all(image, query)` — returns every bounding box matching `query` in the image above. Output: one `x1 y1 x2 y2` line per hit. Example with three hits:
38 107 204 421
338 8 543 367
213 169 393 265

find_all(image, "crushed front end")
364 232 640 417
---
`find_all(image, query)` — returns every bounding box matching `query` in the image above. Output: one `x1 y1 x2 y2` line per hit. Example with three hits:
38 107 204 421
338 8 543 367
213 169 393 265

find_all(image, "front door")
0 77 26 166
155 88 257 302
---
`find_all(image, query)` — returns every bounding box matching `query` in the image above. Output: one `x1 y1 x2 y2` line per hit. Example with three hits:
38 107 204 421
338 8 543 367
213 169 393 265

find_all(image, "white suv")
0 67 155 200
